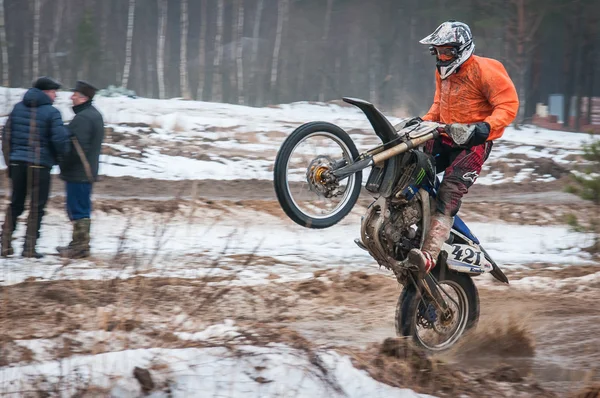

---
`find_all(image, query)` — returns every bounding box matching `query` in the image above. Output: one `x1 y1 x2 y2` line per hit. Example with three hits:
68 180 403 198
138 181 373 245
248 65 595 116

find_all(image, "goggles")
429 46 458 58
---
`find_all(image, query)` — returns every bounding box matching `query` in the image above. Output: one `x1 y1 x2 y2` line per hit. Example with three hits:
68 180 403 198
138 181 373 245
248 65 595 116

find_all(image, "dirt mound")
349 337 452 391
488 364 524 383
347 337 553 397
339 271 388 293
296 279 329 297
571 384 600 398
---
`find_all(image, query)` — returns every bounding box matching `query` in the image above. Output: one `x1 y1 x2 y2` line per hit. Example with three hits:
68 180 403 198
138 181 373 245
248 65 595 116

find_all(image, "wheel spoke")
413 280 469 351
284 132 357 220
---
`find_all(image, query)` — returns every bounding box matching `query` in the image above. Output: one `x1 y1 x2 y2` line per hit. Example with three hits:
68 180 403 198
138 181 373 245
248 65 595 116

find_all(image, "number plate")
443 243 492 273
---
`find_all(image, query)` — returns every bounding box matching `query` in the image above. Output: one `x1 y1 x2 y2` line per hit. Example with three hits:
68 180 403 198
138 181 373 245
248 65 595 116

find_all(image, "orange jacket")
422 55 519 141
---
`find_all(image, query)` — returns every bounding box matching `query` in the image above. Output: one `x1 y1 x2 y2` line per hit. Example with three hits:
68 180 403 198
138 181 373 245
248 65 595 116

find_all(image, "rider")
405 20 519 276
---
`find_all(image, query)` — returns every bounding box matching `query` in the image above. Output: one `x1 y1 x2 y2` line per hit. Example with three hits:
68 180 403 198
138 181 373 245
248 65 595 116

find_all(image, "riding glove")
405 116 423 127
447 122 490 147
466 122 490 147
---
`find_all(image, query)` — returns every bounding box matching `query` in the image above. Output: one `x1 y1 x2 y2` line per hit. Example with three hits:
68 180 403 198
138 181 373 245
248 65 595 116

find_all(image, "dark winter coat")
59 100 105 182
1 88 71 168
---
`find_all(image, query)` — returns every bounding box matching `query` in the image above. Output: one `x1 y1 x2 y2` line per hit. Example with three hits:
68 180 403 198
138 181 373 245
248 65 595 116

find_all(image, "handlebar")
372 127 441 165
331 122 451 180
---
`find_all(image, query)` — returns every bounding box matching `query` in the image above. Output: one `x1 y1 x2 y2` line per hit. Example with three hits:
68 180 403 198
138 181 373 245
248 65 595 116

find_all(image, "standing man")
1 77 71 258
56 81 104 258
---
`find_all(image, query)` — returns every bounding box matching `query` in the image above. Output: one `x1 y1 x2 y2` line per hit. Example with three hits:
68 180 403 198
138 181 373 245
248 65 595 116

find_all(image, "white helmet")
420 20 475 79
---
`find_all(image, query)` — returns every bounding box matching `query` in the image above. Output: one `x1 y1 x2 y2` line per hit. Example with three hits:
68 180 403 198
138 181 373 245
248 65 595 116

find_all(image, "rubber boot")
59 218 91 259
1 206 14 257
56 221 75 255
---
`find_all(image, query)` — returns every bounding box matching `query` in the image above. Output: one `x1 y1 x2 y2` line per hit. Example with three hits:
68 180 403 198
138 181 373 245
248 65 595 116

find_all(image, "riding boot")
408 213 453 277
1 206 14 257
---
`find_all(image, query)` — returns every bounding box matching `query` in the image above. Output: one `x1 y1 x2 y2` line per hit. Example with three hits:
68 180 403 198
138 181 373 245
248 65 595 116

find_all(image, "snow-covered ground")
1 322 432 398
0 87 594 183
1 89 598 397
0 205 595 289
0 87 596 290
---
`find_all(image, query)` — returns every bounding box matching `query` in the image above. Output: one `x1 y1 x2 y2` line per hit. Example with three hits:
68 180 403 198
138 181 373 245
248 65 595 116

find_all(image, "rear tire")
395 264 479 351
273 122 362 229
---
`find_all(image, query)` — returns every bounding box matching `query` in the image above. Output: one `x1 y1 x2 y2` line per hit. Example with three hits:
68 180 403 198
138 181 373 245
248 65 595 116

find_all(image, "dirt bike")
273 97 509 351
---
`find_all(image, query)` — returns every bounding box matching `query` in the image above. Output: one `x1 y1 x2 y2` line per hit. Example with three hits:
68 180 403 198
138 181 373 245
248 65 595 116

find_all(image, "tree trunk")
99 0 110 86
586 47 596 126
563 7 582 129
32 0 41 79
145 26 154 98
23 31 30 86
122 0 136 88
0 0 9 86
297 40 307 100
212 0 224 102
515 0 526 124
369 40 378 104
157 0 167 99
574 36 590 132
517 68 527 124
235 0 245 105
318 0 334 102
196 0 207 100
47 0 64 83
180 0 190 99
270 0 288 103
249 0 264 105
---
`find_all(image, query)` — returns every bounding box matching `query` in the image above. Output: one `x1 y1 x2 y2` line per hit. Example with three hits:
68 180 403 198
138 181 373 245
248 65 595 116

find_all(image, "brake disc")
306 156 342 198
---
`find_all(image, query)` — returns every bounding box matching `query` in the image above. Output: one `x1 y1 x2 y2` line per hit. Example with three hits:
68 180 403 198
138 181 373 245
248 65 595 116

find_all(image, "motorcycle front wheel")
273 121 362 229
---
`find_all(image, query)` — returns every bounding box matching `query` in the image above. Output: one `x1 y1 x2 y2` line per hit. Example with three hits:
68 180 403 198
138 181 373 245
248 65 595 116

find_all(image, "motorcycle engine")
361 196 423 271
381 199 422 261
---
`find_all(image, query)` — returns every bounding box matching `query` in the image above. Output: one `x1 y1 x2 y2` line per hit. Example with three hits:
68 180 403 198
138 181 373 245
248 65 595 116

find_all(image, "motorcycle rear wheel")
395 264 480 351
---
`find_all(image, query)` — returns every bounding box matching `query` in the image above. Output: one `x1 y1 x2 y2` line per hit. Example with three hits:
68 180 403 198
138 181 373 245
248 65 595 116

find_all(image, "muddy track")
1 271 598 396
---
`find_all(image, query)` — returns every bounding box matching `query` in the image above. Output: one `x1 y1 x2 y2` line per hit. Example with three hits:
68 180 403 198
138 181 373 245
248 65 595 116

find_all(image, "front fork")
407 257 452 319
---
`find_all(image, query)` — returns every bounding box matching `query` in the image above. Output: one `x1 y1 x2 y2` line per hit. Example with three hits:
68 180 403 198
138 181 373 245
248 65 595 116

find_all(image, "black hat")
33 76 61 91
72 80 98 100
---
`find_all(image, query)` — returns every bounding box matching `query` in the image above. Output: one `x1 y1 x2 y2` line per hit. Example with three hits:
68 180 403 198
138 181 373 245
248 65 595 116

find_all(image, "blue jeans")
66 182 92 220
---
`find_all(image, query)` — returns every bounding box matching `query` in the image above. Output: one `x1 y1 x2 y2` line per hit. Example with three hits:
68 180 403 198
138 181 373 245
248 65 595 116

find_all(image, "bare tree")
180 0 190 98
503 0 546 125
212 0 224 102
196 0 207 100
99 0 110 87
235 0 245 104
249 0 264 105
157 0 167 99
369 40 379 104
318 0 334 102
229 0 238 102
270 0 289 102
0 0 9 86
122 0 136 88
32 0 41 79
47 0 64 83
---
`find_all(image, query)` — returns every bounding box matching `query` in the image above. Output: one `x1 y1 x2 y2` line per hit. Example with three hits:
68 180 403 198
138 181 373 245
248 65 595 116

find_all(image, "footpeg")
354 238 368 251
